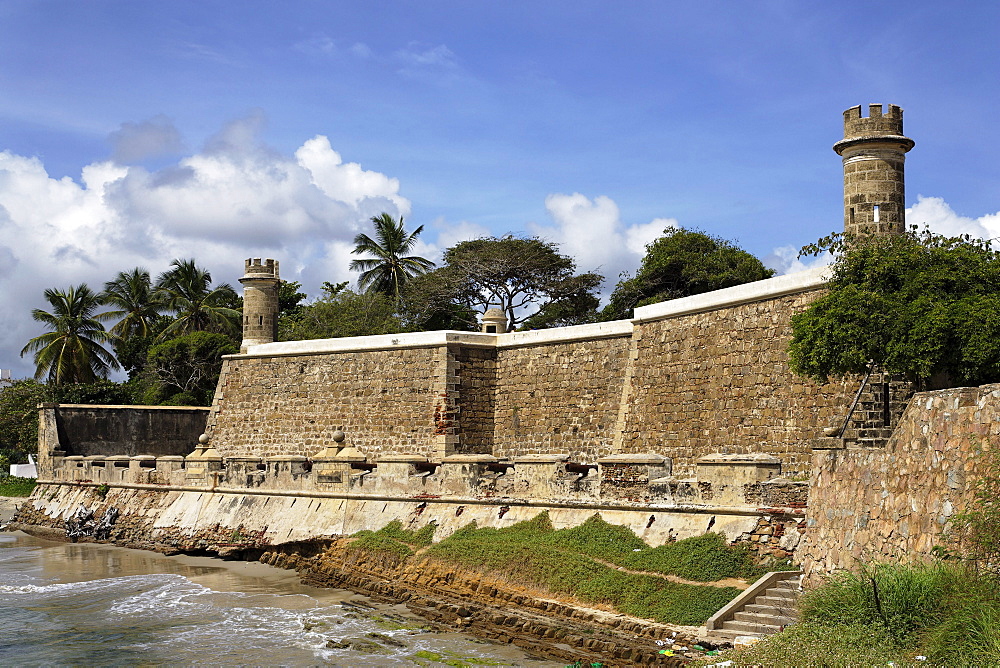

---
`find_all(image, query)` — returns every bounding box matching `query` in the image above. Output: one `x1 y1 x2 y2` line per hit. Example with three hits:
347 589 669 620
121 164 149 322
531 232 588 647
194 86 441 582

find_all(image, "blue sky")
2 1 1000 377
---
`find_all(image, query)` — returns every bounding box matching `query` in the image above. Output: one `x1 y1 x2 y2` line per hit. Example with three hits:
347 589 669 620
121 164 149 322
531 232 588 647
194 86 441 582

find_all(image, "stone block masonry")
799 383 1000 582
202 266 883 479
209 343 448 460
493 335 631 462
621 267 854 477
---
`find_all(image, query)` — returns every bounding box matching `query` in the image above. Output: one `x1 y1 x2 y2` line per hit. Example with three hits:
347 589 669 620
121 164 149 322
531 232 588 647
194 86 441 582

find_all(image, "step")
764 587 798 600
757 595 798 607
720 619 782 636
744 603 798 617
733 611 796 626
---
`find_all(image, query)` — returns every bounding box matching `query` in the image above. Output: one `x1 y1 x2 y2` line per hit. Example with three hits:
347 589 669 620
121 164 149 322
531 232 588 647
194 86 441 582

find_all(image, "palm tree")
350 213 435 302
155 259 241 339
20 284 120 384
100 267 165 339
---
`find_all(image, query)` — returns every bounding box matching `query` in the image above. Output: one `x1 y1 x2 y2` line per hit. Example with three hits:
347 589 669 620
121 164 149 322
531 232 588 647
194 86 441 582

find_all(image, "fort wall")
203 266 849 478
622 284 852 477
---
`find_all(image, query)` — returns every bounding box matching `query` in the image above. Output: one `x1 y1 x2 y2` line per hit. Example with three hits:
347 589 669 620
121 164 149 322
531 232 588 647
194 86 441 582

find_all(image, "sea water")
0 532 557 667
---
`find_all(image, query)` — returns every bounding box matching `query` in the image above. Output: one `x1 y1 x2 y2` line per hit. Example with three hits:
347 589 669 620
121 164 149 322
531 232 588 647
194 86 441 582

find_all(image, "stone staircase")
704 571 802 641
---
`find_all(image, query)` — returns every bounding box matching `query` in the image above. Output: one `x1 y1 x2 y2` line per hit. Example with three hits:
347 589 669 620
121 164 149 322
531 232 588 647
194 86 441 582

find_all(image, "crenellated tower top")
834 104 914 238
239 258 280 352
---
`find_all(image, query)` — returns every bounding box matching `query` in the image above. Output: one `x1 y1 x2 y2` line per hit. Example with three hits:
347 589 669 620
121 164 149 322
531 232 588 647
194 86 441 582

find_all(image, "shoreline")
0 496 24 525
10 486 703 666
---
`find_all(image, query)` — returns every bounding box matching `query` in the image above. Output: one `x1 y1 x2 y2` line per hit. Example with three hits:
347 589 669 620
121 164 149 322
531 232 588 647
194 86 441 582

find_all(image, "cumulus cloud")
0 115 410 378
529 192 673 291
906 195 1000 240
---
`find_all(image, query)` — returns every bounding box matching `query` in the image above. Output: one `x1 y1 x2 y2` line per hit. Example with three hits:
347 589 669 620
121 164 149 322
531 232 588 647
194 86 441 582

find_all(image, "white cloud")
426 216 491 254
906 195 1000 240
763 245 833 275
530 192 674 291
0 116 410 378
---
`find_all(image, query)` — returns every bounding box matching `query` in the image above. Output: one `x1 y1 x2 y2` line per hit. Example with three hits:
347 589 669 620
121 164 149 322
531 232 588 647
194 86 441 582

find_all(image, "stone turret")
834 104 914 237
239 258 280 353
481 307 508 334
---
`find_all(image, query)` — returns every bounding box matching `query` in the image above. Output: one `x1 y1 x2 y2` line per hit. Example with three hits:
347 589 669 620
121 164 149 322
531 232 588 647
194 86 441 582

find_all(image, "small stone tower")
834 104 915 237
481 307 508 334
239 258 280 353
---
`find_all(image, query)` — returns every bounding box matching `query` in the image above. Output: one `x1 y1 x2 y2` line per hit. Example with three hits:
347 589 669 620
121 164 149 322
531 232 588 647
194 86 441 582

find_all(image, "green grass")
348 513 791 625
0 475 36 497
424 513 742 625
348 520 437 559
698 622 909 668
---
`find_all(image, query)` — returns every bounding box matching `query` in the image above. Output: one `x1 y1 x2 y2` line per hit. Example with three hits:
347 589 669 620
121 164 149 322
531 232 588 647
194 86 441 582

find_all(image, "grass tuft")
0 475 36 497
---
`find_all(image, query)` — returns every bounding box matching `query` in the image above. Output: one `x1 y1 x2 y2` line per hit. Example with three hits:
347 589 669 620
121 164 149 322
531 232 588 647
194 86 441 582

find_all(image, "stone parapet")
44 448 809 513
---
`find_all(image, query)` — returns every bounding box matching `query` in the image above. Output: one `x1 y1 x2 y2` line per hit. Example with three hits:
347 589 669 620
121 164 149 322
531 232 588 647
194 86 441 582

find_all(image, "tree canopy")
280 284 403 341
20 284 119 384
409 236 603 330
350 213 435 302
600 228 774 321
788 228 1000 387
143 331 238 405
155 259 241 340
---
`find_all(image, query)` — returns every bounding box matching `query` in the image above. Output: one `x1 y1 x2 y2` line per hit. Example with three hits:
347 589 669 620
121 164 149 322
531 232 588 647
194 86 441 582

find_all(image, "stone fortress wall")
207 266 852 478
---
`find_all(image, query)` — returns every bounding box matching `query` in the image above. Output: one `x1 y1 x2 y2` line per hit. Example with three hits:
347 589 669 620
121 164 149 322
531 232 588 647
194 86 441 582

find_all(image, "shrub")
801 562 956 646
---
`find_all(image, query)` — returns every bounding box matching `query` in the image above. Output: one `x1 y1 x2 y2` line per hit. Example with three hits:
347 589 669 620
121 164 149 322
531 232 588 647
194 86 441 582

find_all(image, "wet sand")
0 496 22 525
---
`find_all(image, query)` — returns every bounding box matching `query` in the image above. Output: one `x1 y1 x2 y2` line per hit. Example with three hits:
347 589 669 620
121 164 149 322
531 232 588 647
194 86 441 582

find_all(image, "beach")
0 526 558 666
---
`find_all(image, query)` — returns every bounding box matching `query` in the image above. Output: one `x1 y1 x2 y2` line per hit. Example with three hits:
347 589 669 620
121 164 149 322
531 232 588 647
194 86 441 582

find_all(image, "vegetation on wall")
599 227 774 322
789 228 1000 388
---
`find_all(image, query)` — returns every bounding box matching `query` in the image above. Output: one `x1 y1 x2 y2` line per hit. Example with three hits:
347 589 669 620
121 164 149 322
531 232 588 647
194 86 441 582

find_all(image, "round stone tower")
239 258 280 353
833 104 915 237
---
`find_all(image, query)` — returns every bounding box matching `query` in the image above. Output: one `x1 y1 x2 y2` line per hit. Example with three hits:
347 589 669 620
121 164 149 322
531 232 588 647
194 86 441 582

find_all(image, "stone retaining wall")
492 336 631 461
799 383 1000 581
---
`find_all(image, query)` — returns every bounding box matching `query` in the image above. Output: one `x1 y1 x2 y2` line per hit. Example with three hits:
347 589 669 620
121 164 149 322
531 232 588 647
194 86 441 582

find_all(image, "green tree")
397 271 480 332
282 285 402 341
788 228 1000 387
155 259 241 340
100 267 165 338
20 284 119 384
350 213 435 301
600 228 775 321
411 236 602 331
143 331 238 405
0 379 49 465
278 280 307 319
100 268 169 379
